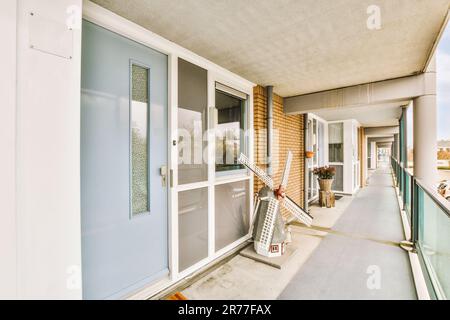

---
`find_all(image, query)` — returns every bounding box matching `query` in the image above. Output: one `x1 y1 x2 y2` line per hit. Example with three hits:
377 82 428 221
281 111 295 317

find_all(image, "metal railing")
391 156 450 300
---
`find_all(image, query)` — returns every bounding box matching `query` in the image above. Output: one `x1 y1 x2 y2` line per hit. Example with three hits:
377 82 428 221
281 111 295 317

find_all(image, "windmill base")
240 243 299 269
254 241 286 257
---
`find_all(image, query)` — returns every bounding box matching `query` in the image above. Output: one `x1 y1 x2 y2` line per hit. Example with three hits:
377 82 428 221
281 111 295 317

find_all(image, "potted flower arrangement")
313 166 336 192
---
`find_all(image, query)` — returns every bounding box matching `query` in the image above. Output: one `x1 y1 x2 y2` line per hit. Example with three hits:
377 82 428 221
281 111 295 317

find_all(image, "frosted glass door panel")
215 181 250 251
131 64 149 215
178 188 208 271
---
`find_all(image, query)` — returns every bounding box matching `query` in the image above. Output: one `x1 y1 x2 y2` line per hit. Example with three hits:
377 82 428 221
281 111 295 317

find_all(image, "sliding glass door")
176 59 252 274
177 59 209 272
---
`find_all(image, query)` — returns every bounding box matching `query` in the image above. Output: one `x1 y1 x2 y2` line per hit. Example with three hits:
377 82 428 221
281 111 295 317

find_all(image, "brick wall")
253 85 305 218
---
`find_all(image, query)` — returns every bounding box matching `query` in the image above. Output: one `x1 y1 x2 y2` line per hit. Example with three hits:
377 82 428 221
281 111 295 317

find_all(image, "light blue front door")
81 21 168 299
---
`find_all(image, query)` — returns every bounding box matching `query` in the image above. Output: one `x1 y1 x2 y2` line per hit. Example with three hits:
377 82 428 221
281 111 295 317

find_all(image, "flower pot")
305 151 315 159
318 178 334 192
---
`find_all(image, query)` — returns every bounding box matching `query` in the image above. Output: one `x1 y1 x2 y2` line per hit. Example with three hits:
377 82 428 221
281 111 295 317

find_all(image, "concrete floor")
279 165 417 300
180 165 417 300
181 196 353 300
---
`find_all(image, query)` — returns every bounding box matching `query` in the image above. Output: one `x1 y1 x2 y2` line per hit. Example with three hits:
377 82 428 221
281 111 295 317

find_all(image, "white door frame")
83 0 255 299
328 119 361 195
306 113 328 202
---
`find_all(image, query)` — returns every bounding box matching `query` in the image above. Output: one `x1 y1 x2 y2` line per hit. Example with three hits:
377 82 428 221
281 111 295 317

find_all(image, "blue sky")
437 23 450 140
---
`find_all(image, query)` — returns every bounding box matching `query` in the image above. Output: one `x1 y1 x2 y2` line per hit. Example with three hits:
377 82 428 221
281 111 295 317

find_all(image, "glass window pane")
178 188 208 271
329 123 343 163
178 59 208 185
215 89 247 173
131 64 149 215
215 180 250 251
318 122 325 166
418 189 450 298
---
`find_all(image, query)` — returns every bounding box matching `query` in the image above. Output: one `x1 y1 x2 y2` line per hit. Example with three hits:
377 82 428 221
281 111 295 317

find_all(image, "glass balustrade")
417 184 450 299
391 156 450 300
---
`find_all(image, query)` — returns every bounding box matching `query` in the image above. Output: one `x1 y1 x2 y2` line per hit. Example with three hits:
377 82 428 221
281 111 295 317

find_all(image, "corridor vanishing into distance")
279 164 417 299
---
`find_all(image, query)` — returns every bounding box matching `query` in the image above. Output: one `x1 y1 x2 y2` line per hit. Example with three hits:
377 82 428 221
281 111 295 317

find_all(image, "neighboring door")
308 117 327 202
81 21 168 299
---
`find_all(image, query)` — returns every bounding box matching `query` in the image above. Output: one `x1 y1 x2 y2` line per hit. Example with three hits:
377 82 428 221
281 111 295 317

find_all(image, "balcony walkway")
173 164 417 300
279 164 417 299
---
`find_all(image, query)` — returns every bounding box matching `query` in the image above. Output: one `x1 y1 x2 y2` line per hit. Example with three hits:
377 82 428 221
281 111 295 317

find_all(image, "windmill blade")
238 153 274 190
280 150 293 189
256 198 279 253
283 196 313 226
248 195 261 236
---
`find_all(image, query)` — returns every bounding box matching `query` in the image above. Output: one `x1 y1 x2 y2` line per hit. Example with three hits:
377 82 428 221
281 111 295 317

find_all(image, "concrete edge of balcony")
391 167 431 300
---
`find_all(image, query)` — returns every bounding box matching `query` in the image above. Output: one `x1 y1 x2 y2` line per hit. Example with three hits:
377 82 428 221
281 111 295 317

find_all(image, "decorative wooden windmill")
238 151 313 257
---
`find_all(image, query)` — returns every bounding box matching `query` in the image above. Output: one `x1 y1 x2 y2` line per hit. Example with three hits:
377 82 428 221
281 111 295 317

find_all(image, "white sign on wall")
29 12 73 59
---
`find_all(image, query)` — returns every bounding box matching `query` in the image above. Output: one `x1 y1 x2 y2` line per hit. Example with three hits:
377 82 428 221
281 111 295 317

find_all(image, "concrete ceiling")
312 101 406 127
93 0 449 97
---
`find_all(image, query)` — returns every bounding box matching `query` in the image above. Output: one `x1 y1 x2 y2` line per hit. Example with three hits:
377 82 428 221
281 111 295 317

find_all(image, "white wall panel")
15 0 82 299
0 0 18 299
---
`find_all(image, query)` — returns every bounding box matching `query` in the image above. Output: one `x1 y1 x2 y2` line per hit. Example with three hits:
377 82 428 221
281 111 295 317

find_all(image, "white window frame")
83 1 255 300
214 81 250 178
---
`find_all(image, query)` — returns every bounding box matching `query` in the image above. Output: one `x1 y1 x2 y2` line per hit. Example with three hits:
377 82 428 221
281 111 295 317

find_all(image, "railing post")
411 178 419 245
394 161 398 184
400 164 403 190
402 167 406 206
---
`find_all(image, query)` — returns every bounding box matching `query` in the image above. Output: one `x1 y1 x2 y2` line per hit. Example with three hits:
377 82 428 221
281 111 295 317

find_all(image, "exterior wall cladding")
253 85 305 218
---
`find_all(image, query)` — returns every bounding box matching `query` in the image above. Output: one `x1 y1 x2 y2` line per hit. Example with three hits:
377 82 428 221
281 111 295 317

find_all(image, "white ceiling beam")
284 71 435 115
368 137 395 143
365 126 399 137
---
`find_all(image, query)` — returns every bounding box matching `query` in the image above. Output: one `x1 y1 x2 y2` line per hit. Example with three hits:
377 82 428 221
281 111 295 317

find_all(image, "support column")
413 56 438 185
413 95 438 184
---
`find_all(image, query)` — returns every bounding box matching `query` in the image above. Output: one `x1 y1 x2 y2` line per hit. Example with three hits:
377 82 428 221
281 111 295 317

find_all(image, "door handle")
160 165 167 187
